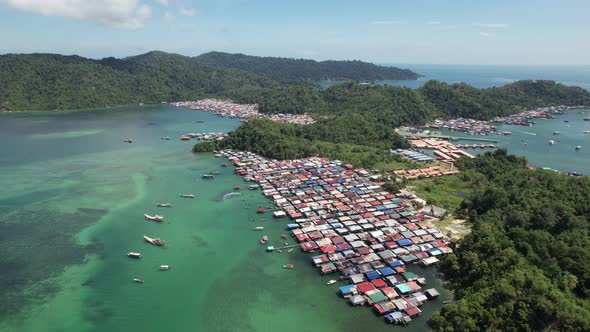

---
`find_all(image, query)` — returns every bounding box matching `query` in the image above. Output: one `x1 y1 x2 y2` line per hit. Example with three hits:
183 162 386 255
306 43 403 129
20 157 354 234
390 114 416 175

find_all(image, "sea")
1 65 590 332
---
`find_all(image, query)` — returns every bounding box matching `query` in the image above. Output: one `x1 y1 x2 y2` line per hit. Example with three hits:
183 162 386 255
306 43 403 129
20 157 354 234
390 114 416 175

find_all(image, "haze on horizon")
0 0 588 65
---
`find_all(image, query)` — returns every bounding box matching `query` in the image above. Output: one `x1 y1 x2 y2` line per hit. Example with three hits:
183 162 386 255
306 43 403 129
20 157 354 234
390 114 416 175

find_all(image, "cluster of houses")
427 118 497 135
408 138 475 163
492 105 582 126
221 149 452 326
393 165 459 180
172 99 316 125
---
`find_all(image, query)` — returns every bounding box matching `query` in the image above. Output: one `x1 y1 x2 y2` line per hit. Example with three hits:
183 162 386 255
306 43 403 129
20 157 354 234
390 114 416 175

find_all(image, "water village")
220 149 452 325
173 98 316 125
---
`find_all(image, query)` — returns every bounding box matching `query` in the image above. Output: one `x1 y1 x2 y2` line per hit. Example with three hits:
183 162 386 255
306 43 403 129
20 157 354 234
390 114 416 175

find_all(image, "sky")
0 0 588 65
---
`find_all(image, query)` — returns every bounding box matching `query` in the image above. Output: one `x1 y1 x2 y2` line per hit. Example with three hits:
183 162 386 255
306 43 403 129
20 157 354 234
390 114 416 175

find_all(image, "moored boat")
202 174 214 179
283 264 294 269
257 208 265 213
128 252 141 259
255 226 264 231
133 278 144 283
180 135 191 141
144 235 165 246
326 280 337 285
179 194 195 198
123 139 133 143
156 203 173 207
260 235 268 244
234 185 241 190
159 265 170 271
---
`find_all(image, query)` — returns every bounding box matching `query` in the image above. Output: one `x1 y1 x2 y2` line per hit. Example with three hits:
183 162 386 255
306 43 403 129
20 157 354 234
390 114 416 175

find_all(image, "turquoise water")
0 105 450 332
444 109 590 174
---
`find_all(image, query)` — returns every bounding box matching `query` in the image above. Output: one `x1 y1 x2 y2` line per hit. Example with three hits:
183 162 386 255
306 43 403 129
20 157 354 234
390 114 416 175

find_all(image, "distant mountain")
195 51 420 81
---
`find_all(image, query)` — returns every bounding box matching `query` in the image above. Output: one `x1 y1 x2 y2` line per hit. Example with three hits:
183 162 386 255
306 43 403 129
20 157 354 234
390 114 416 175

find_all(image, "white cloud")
1 0 152 29
164 11 175 21
370 20 405 25
475 23 509 29
428 21 441 25
479 32 496 37
157 0 169 5
179 6 197 16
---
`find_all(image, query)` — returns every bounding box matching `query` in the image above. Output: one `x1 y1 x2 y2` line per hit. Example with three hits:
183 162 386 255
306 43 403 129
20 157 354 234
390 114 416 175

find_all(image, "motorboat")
548 140 555 145
160 265 170 271
576 145 582 150
156 203 173 207
161 137 171 140
123 139 133 143
128 252 141 259
255 226 264 231
144 235 165 246
326 280 337 285
144 214 164 222
260 236 268 244
202 174 214 179
133 278 144 283
179 194 195 198
283 264 294 269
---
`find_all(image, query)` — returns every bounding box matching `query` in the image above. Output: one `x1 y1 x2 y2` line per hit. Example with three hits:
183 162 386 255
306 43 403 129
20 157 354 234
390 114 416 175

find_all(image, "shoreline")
219 149 453 326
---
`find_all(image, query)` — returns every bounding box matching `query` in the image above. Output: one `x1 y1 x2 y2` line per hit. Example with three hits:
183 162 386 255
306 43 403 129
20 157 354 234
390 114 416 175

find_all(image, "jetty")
221 149 452 326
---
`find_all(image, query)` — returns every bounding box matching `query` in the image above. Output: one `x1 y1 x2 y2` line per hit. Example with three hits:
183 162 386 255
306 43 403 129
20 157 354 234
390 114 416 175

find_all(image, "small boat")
144 214 164 222
283 264 294 269
584 118 590 121
211 171 221 175
548 140 555 145
123 139 133 143
281 234 287 239
255 226 264 231
202 174 214 179
180 135 191 141
133 278 144 283
144 235 165 246
128 252 141 259
326 280 337 285
156 203 173 207
195 120 205 123
159 265 170 271
583 130 590 134
221 163 229 167
234 186 241 190
553 131 560 135
564 120 569 123
260 236 268 244
179 194 195 198
248 185 260 190
287 249 294 253
257 208 265 214
576 145 582 150
161 137 171 140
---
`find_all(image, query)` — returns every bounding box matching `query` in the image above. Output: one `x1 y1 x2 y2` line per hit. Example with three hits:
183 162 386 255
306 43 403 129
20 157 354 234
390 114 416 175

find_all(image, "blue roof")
365 270 380 280
349 188 360 192
287 223 300 229
376 205 387 211
378 267 396 276
383 209 395 215
389 260 404 268
339 284 356 295
396 239 412 246
385 312 403 322
331 223 343 228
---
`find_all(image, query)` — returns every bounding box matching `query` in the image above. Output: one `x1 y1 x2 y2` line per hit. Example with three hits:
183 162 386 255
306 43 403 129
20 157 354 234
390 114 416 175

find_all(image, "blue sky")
0 0 588 64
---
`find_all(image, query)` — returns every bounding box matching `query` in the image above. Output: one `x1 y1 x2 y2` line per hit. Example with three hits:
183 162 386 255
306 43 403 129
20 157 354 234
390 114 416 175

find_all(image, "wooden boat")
144 235 165 246
281 234 287 239
144 214 164 222
180 135 191 141
156 203 173 207
257 208 265 213
287 249 294 253
133 278 144 283
234 185 241 190
260 236 268 244
179 194 194 198
128 252 141 259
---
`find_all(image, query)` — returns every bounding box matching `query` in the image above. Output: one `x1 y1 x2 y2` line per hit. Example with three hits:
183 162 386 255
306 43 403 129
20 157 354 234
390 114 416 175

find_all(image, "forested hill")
431 150 590 331
195 51 420 81
1 51 589 118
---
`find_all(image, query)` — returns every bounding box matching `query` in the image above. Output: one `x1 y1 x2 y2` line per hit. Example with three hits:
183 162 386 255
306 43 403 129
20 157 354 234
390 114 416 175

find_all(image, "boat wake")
520 131 537 136
222 192 242 201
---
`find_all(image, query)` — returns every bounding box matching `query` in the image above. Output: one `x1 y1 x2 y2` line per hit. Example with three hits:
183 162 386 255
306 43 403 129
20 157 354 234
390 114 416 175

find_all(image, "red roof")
320 245 337 253
371 278 387 288
356 282 376 294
